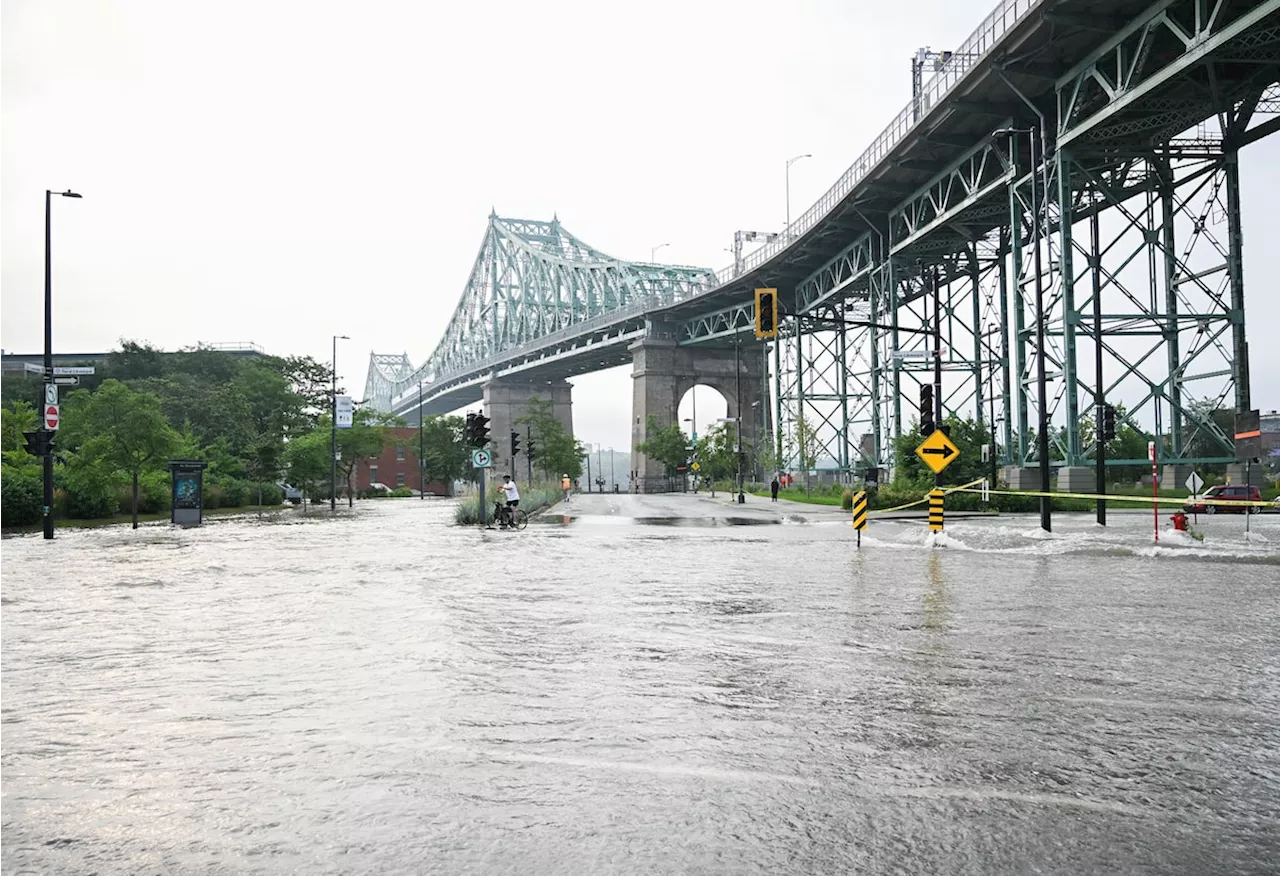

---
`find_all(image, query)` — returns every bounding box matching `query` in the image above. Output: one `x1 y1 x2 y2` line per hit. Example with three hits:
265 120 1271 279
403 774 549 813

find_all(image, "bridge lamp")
785 154 811 242
650 242 670 262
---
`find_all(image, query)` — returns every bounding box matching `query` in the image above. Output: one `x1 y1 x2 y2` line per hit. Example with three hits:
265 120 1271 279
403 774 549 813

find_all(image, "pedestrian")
770 476 780 502
561 473 572 502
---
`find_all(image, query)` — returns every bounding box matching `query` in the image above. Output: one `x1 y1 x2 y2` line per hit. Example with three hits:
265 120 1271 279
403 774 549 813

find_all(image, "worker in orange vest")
561 473 572 502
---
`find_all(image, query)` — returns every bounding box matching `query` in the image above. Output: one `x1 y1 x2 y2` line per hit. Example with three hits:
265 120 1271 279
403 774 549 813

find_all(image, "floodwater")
3 498 1279 875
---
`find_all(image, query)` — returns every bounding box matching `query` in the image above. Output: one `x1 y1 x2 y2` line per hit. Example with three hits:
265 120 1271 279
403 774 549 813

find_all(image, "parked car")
1184 484 1261 514
278 483 303 505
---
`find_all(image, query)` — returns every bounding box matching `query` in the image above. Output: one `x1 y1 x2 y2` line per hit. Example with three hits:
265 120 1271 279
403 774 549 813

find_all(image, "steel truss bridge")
369 0 1279 476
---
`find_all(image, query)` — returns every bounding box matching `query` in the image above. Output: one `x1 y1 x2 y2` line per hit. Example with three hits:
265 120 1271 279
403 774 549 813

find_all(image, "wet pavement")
3 496 1279 875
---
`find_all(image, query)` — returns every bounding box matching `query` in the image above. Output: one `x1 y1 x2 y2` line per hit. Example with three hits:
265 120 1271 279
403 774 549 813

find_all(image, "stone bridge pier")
629 336 767 493
483 377 573 482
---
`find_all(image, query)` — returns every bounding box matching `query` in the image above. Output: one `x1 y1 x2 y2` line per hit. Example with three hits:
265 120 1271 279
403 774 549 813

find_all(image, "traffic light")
510 431 521 457
464 412 476 444
1101 403 1117 442
471 413 490 448
527 438 536 460
919 385 935 436
754 287 778 339
22 430 52 458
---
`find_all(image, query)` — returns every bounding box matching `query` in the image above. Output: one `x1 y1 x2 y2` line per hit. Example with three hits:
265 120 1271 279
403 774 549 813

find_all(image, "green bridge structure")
365 0 1280 492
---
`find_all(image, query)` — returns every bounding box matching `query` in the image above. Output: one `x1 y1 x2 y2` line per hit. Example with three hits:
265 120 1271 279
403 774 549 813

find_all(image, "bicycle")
492 501 528 531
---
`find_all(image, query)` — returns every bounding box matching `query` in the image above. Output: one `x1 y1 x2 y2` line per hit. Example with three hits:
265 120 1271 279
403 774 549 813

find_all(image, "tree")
284 430 330 512
1 401 37 452
272 355 339 424
693 423 738 485
104 340 167 382
419 414 469 488
515 396 585 483
634 414 690 480
892 416 996 487
61 380 180 529
335 408 398 505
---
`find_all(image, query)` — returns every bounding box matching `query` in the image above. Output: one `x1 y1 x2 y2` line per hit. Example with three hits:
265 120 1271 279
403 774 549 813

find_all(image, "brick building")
354 428 452 496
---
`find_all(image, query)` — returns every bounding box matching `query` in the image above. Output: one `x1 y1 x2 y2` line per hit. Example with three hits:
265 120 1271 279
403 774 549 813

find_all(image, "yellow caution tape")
869 478 987 515
949 486 1273 509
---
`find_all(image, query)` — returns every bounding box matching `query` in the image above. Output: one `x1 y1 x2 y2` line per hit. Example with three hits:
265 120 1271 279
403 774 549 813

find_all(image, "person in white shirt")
498 475 520 525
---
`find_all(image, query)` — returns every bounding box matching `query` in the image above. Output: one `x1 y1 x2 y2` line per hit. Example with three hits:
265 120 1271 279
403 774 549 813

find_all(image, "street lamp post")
42 189 82 541
418 380 425 500
650 242 670 262
994 126 1051 531
331 334 349 512
785 154 811 241
735 332 745 504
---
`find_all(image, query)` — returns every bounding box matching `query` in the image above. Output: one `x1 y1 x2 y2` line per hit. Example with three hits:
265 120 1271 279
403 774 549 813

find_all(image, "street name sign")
915 429 959 475
52 366 95 376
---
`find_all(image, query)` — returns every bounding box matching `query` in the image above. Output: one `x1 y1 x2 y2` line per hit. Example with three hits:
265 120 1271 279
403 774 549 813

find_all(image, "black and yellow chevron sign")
928 488 945 532
851 491 868 531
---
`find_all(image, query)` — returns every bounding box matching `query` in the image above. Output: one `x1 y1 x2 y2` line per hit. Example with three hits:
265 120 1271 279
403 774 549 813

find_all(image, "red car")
1184 484 1261 514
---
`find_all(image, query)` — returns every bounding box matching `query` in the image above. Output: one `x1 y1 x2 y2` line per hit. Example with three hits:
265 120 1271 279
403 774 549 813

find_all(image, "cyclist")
497 474 520 526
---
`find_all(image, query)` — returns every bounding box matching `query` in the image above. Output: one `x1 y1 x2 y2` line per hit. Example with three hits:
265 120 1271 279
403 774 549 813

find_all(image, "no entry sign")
45 403 60 430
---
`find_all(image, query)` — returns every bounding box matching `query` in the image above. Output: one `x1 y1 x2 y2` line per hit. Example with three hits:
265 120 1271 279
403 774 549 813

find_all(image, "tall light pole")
735 332 745 504
418 380 425 500
42 189 82 540
650 242 670 262
330 334 349 512
785 154 811 241
994 126 1051 531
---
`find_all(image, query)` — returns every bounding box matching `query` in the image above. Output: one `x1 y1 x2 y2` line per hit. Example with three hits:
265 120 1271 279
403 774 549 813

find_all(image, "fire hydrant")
1171 510 1189 532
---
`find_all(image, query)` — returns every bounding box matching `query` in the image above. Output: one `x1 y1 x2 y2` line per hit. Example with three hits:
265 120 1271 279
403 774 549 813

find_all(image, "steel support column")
1057 147 1081 462
1225 150 1249 413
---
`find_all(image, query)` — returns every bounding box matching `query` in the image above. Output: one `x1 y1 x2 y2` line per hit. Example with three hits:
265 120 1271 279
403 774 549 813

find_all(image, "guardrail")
705 0 1042 289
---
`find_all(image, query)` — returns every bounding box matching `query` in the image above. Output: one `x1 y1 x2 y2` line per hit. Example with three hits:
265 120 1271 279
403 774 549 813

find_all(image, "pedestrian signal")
754 288 778 339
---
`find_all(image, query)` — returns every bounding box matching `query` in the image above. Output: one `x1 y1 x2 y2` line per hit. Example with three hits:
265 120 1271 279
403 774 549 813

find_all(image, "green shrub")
1 469 42 526
63 463 118 519
203 483 226 509
840 489 854 510
252 482 284 505
389 487 414 498
454 486 558 525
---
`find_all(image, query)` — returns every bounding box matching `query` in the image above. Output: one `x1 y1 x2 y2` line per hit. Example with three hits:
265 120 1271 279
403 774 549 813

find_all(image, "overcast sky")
4 0 1277 451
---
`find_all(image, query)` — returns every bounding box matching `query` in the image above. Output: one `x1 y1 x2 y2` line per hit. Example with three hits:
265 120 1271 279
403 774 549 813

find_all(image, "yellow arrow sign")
915 429 960 475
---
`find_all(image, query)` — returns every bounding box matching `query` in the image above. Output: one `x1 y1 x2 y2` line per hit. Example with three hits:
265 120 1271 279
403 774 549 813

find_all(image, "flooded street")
3 497 1279 875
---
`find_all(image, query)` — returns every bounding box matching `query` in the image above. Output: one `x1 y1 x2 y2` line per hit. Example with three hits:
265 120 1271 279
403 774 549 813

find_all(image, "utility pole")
932 267 944 488
736 332 745 503
42 189 81 540
1091 210 1106 525
331 334 349 512
1030 125 1051 532
418 380 425 500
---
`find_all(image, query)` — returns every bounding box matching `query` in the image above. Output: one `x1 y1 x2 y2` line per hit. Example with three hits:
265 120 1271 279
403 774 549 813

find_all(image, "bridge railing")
708 0 1041 289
